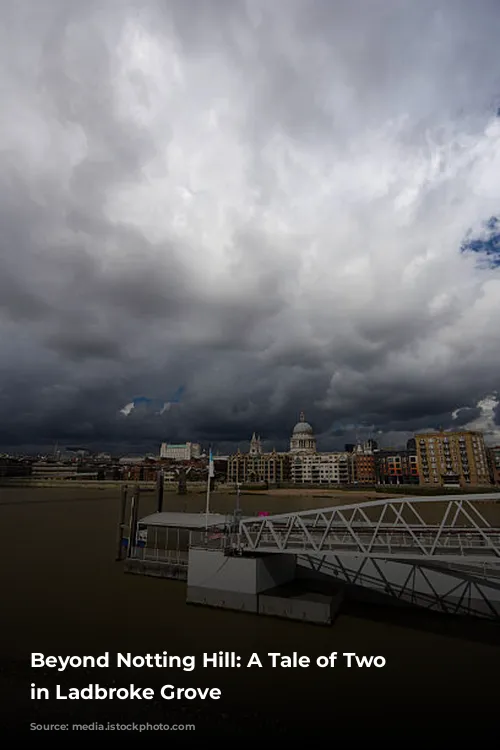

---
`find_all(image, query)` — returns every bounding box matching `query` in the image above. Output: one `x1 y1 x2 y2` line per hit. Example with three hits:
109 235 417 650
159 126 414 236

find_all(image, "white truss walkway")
238 493 500 567
236 493 500 619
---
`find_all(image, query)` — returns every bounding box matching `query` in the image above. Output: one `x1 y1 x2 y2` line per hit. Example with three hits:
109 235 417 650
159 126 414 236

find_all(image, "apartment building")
349 443 377 484
159 442 201 460
290 452 352 485
226 449 291 485
415 430 491 487
487 446 500 485
375 448 419 485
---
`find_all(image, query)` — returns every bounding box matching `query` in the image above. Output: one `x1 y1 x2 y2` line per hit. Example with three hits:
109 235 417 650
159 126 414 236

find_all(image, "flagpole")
205 446 212 530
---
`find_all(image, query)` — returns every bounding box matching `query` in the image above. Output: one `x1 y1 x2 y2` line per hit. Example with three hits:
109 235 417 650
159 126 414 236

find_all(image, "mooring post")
177 468 187 495
115 484 128 561
156 469 164 513
127 484 140 558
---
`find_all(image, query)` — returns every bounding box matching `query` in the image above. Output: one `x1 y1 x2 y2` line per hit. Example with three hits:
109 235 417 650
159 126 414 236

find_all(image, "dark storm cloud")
1 0 500 453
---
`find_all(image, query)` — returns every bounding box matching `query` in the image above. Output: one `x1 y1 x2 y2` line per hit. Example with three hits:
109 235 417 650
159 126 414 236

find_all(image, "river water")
2 486 499 735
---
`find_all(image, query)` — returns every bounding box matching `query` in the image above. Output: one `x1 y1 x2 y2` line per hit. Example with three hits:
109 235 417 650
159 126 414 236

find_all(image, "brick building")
487 446 500 485
416 431 490 487
375 443 419 485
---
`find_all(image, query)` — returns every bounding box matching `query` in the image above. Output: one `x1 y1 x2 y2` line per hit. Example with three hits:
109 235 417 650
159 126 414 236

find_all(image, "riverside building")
159 442 201 460
415 430 491 487
349 442 377 485
487 446 500 485
375 440 419 486
227 413 353 486
226 438 290 485
287 412 353 485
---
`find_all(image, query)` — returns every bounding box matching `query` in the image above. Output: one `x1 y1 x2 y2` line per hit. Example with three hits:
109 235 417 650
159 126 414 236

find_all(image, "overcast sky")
1 0 500 455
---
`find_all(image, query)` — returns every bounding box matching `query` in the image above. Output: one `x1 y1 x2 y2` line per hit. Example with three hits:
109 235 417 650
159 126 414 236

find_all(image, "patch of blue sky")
461 216 500 268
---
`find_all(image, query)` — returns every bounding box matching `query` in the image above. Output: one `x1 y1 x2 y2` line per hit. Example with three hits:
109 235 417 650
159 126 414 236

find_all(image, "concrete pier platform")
185 548 343 624
186 548 296 613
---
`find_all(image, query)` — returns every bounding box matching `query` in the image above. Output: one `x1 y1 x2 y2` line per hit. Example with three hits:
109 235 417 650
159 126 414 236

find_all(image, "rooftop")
138 512 230 529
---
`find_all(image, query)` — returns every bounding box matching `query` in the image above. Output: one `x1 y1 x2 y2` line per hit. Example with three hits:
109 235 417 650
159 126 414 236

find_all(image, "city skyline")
1 1 500 454
3 399 500 458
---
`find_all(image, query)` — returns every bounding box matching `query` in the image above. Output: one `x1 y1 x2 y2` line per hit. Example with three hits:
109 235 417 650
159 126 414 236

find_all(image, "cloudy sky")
1 0 500 455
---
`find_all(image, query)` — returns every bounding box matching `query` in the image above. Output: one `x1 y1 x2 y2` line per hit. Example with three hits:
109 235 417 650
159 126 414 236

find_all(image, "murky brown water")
2 486 499 729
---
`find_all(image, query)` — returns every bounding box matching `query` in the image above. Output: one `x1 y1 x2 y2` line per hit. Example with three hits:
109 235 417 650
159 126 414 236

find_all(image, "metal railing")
127 546 189 566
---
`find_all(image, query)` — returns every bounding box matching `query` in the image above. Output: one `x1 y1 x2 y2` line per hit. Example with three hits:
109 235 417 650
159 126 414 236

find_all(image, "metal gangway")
235 493 500 619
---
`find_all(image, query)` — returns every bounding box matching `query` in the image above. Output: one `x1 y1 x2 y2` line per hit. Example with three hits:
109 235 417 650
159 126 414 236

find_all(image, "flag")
209 448 215 478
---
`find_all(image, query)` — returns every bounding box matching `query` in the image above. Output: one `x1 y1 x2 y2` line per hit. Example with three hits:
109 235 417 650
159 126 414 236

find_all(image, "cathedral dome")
292 412 314 435
293 420 314 435
289 411 316 454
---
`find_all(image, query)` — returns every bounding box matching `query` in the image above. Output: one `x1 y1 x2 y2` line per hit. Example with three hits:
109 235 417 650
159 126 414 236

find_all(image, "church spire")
249 431 262 456
299 411 305 422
